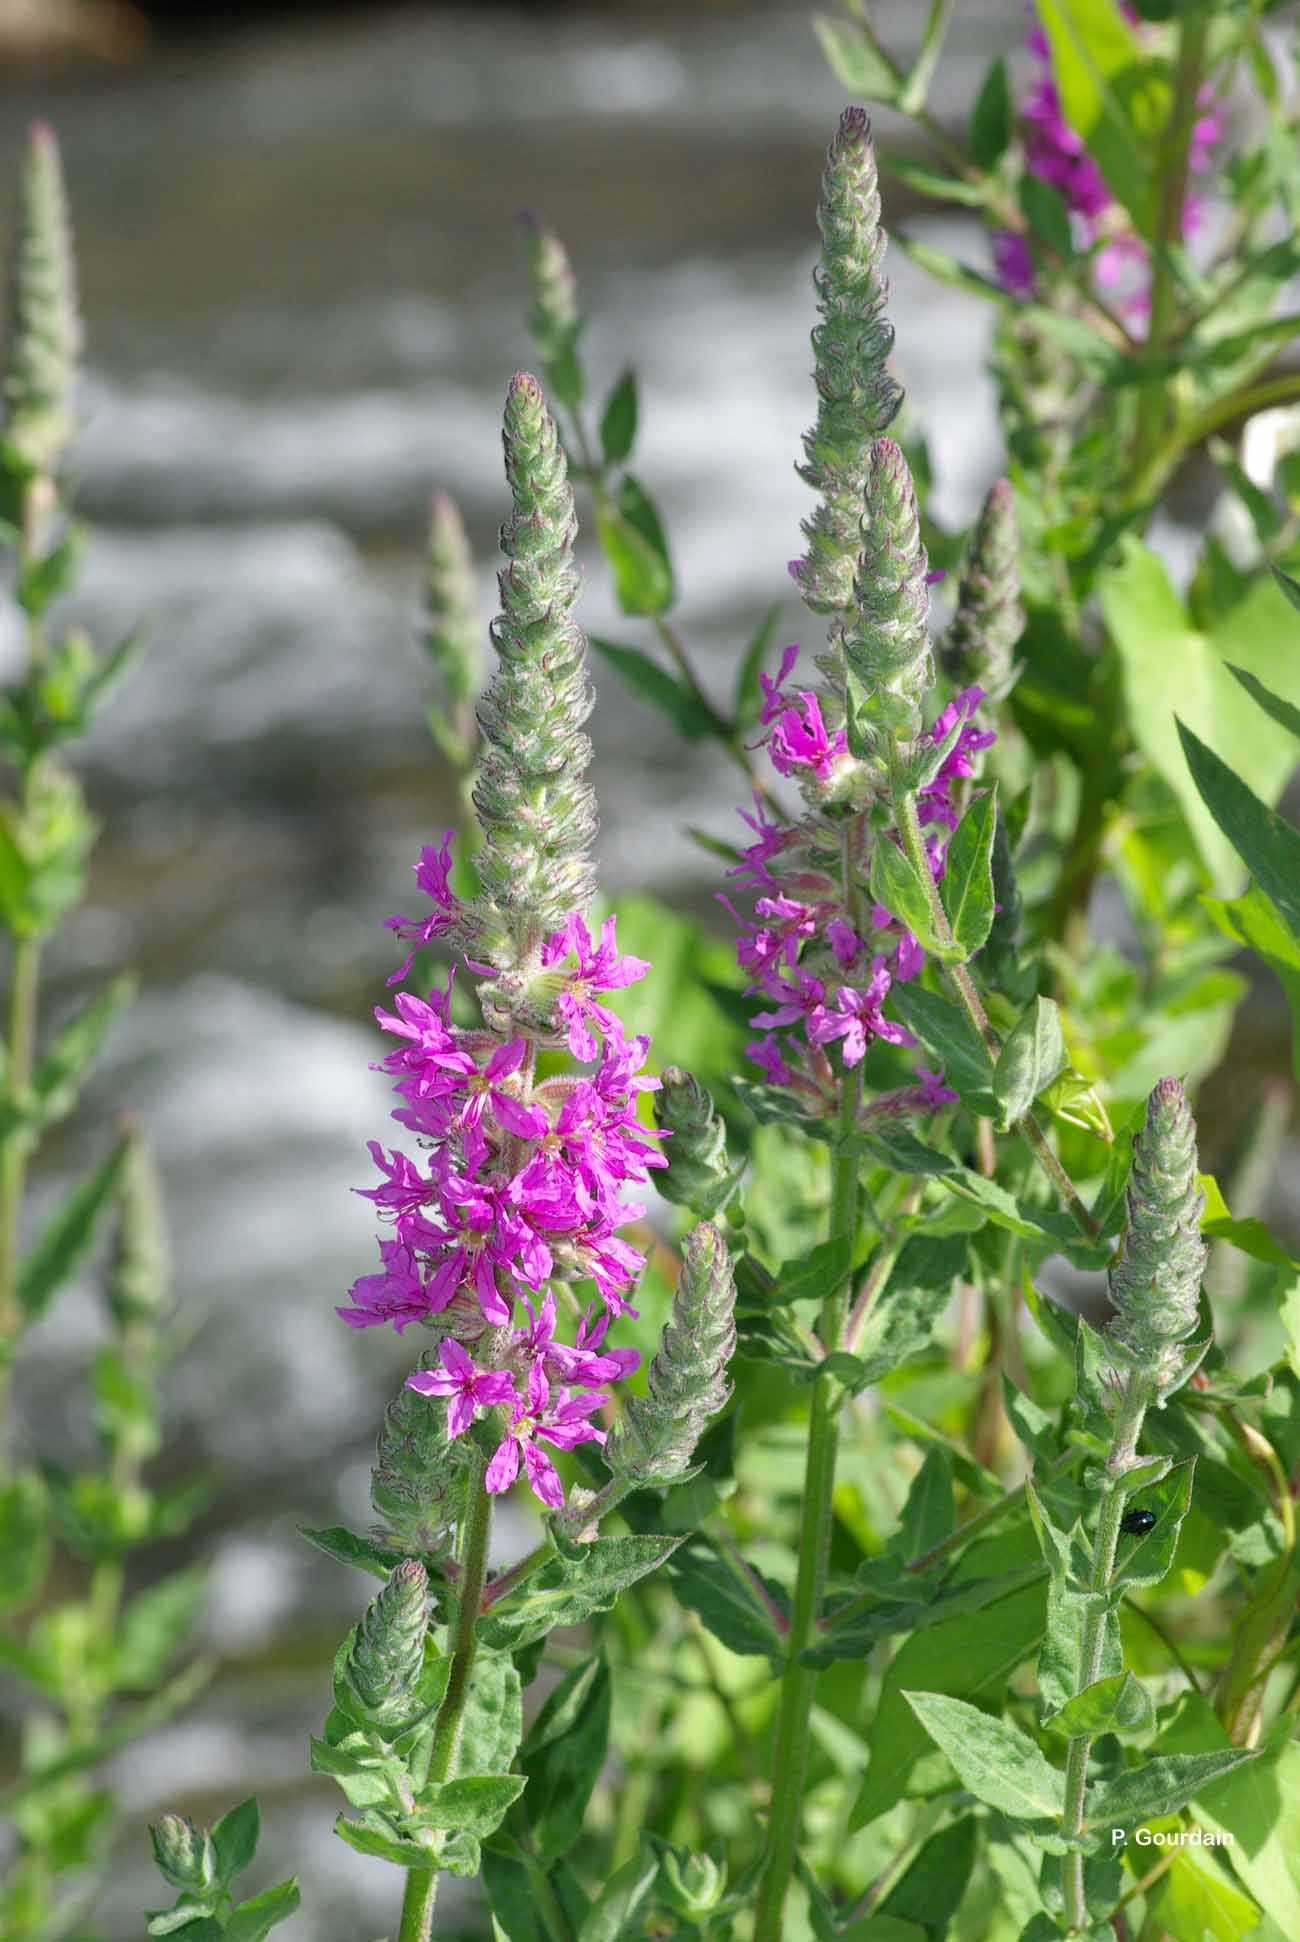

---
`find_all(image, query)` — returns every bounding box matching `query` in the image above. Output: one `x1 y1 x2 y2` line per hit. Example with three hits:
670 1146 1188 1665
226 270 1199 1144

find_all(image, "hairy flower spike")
346 1559 432 1728
605 1222 736 1487
795 108 903 618
149 1814 215 1894
1107 1078 1208 1393
839 436 933 742
423 489 481 729
943 478 1023 700
107 1126 169 1329
473 373 598 958
522 217 584 411
370 1357 466 1558
2 123 81 475
653 1067 737 1218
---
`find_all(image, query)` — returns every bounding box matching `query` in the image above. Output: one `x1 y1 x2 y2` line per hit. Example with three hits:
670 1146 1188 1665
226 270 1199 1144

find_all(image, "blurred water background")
0 1 1293 1935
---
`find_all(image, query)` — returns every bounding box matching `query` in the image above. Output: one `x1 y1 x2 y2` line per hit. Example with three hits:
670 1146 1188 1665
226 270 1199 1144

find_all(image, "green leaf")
1020 174 1074 259
900 0 953 116
297 1524 410 1581
849 1532 1045 1826
812 15 902 102
18 1135 130 1321
209 1797 259 1886
1231 662 1300 743
1160 1699 1300 1940
733 603 782 730
939 788 997 958
1272 564 1300 615
332 1813 436 1869
588 637 710 741
520 1656 611 1863
1203 1215 1298 1270
458 1648 523 1779
994 996 1070 1128
1178 718 1300 938
417 1774 525 1837
1086 1747 1260 1831
878 1815 978 1938
576 1844 660 1942
968 56 1012 169
224 1881 300 1942
484 1844 592 1942
1045 1670 1154 1740
870 836 958 961
903 1690 1065 1820
768 1235 853 1307
888 982 996 1112
854 1234 969 1387
884 158 987 208
1202 885 1300 1080
893 233 1009 308
1112 1459 1195 1590
2 974 136 1140
114 1567 207 1688
0 1470 51 1612
479 1534 682 1651
1036 0 1167 237
1144 1845 1261 1942
598 369 637 467
665 1544 787 1666
594 508 672 619
1100 538 1300 893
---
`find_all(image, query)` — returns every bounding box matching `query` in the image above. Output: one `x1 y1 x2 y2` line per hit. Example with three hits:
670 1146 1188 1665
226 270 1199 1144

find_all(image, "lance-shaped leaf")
903 1690 1064 1821
939 787 997 959
888 981 996 1113
19 1133 129 1321
1086 1747 1260 1832
519 1656 611 1863
478 1534 681 1651
994 996 1069 1128
853 1233 969 1386
1178 719 1300 941
1112 1459 1195 1590
665 1543 788 1666
870 834 956 960
1044 1671 1154 1741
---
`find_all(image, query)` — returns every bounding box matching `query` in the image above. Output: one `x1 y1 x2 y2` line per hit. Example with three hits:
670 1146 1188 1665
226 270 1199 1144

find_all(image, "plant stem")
397 1445 493 1942
753 1068 860 1941
1059 1377 1151 1932
0 858 41 1474
890 780 1099 1242
1130 7 1211 487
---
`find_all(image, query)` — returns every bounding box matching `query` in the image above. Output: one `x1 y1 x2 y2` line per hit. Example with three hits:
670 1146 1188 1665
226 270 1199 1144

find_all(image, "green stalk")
753 1068 861 1941
889 778 1099 1242
1129 6 1211 489
397 1446 494 1942
1059 1377 1151 1931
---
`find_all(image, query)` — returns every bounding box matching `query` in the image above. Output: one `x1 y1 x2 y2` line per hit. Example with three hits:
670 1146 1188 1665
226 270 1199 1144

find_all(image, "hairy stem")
1060 1377 1151 1932
890 779 1099 1241
754 1068 860 1940
398 1446 493 1941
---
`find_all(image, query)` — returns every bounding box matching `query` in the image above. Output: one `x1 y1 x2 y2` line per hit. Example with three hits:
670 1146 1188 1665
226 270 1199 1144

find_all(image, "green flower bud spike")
149 1814 216 1894
943 477 1023 700
422 489 481 760
839 435 933 744
107 1123 169 1330
653 1066 739 1218
794 107 903 618
472 372 598 960
1106 1075 1209 1402
522 217 584 412
604 1221 736 1489
346 1559 432 1729
2 123 81 477
370 1355 465 1560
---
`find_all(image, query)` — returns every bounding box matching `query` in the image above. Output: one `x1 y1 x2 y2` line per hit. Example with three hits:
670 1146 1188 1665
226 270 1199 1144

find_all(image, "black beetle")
1121 1508 1157 1536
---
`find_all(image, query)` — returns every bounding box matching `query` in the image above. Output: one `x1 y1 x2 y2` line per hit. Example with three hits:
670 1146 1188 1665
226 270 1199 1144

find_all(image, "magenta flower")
337 1240 432 1332
406 1338 518 1436
916 1067 959 1110
385 830 460 984
485 1364 607 1508
541 913 650 1061
766 689 848 784
807 959 915 1068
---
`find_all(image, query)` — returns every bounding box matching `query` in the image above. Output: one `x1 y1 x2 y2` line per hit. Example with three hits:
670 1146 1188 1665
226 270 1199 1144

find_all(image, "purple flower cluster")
994 7 1221 319
340 842 662 1509
724 653 995 1113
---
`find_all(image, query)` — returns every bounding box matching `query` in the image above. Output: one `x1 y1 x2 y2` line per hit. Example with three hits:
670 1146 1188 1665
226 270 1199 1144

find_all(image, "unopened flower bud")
2 123 80 477
521 217 584 411
794 108 903 618
108 1124 169 1329
149 1813 215 1893
605 1222 736 1487
346 1559 431 1729
1107 1078 1208 1396
422 489 481 742
660 1845 727 1919
838 437 933 742
370 1358 465 1557
472 374 598 960
653 1067 737 1218
943 478 1022 700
